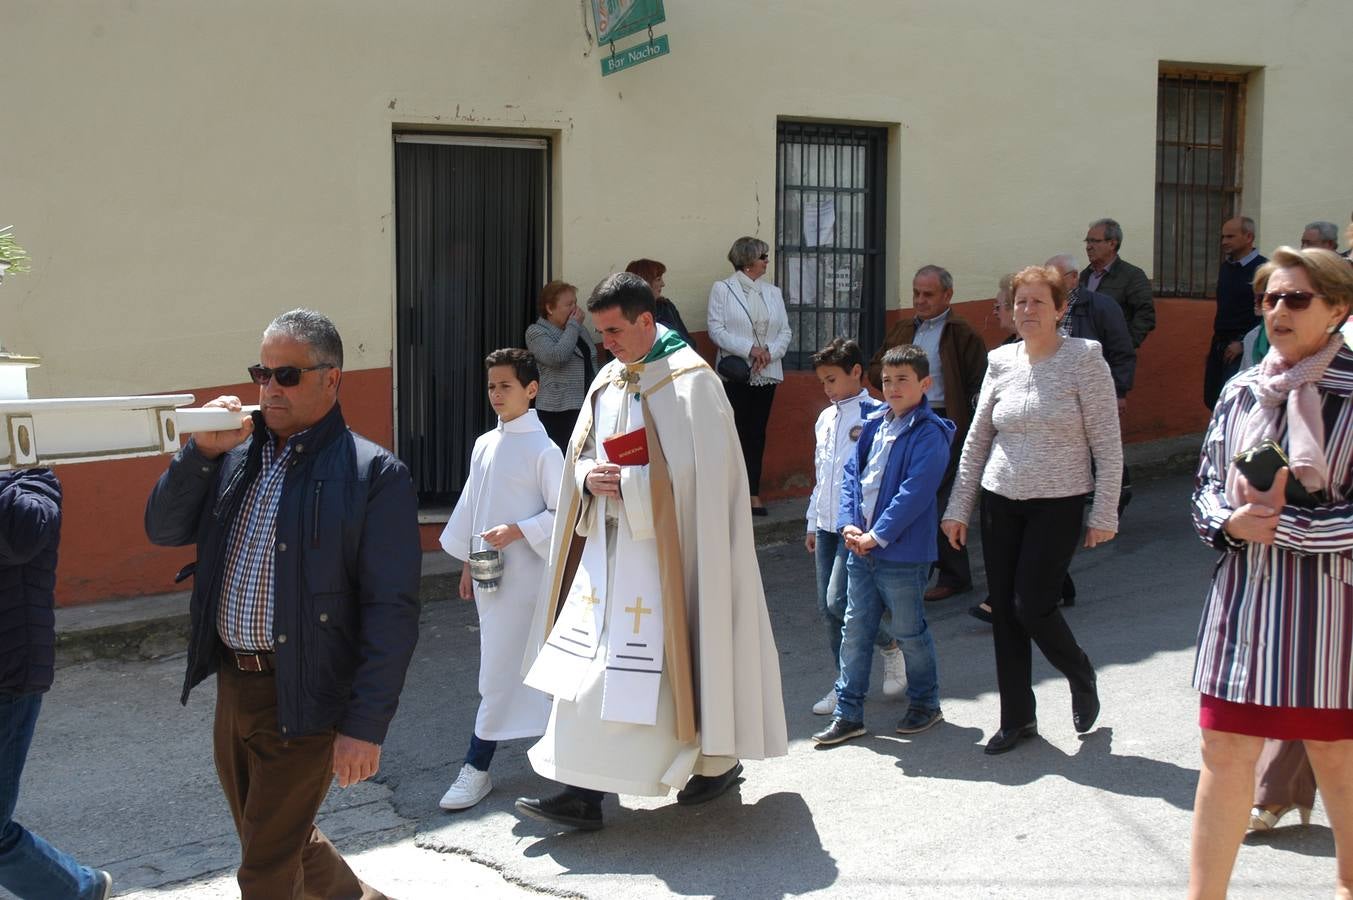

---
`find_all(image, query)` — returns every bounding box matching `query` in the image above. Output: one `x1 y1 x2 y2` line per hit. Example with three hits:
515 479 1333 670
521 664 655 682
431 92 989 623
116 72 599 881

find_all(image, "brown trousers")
214 663 387 900
1254 738 1318 809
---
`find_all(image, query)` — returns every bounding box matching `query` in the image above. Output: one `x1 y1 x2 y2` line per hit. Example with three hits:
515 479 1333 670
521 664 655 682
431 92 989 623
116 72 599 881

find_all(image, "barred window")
1154 72 1246 298
775 122 887 368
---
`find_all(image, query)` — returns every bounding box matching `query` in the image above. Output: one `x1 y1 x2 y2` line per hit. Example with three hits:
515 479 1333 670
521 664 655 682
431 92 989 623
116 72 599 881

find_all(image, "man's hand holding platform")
187 395 254 460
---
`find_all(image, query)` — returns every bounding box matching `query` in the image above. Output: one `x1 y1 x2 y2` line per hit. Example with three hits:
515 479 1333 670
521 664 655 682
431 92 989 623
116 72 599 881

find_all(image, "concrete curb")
55 432 1202 665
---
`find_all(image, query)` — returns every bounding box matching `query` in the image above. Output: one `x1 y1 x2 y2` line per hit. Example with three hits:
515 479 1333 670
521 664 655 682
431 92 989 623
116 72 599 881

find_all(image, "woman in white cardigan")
707 236 793 515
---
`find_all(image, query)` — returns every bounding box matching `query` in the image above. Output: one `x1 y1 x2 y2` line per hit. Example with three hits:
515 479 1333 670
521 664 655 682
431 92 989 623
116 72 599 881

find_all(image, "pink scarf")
1225 334 1344 508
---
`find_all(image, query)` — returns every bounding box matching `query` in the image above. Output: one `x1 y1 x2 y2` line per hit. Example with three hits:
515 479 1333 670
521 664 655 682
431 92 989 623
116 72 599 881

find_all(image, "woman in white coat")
707 236 793 514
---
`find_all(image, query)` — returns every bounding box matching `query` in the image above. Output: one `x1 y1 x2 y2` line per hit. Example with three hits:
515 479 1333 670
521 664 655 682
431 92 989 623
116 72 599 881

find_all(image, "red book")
602 426 649 466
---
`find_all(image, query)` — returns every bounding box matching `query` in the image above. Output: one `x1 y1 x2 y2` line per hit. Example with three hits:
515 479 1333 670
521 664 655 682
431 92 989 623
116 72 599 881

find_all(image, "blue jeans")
815 529 893 669
0 692 103 900
465 733 498 772
834 555 939 724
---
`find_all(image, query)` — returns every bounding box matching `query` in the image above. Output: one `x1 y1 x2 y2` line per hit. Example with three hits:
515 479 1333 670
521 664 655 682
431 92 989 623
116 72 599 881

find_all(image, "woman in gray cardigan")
525 280 598 451
942 265 1122 756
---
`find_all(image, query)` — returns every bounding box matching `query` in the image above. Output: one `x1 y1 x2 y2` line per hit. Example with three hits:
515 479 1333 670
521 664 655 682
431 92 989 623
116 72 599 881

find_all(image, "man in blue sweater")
1204 216 1266 409
0 468 112 899
812 345 954 746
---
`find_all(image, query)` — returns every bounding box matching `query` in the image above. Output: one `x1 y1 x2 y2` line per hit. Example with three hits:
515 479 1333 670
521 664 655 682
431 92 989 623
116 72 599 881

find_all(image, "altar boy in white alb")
515 272 787 832
437 348 562 811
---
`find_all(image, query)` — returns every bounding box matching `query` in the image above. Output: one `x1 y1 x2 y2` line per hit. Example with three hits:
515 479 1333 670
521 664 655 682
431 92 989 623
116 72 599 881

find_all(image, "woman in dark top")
625 258 693 346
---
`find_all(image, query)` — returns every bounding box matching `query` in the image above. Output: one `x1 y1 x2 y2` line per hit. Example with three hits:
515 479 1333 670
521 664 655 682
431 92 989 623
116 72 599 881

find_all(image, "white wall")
2 0 1351 396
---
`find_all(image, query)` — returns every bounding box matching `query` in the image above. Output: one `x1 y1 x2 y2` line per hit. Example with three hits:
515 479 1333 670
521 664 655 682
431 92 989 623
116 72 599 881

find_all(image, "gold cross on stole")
613 364 644 392
624 596 652 634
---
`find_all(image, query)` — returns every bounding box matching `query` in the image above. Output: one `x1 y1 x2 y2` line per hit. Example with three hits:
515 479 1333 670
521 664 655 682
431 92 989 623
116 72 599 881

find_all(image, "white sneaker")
812 689 838 715
439 763 493 810
881 645 906 697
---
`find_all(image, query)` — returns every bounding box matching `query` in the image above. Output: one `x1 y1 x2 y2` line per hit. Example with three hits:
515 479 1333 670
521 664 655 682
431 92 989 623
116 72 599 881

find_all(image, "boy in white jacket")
438 349 563 810
805 338 904 715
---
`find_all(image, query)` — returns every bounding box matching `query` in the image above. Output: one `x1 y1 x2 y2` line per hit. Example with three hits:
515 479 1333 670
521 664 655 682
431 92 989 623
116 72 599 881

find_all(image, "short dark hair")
810 337 864 372
484 347 539 387
880 344 929 380
586 272 656 322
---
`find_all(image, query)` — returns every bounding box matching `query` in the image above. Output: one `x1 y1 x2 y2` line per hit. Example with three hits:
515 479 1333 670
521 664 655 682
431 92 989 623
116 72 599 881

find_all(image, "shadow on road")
513 790 837 900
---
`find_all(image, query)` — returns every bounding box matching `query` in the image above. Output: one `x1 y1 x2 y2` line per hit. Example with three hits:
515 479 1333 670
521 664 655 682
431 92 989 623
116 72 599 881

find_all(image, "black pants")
932 426 972 590
1203 333 1244 410
536 408 580 453
980 490 1096 731
722 381 777 496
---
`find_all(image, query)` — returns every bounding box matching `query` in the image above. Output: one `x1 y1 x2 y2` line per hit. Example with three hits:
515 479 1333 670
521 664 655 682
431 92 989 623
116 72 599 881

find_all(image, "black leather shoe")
1072 680 1100 733
676 761 744 806
812 718 866 746
514 792 604 830
984 722 1038 755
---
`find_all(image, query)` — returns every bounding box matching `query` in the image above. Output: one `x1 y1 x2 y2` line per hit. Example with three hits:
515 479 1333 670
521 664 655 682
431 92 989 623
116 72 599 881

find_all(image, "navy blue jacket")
1065 287 1137 398
0 469 62 696
145 404 421 744
837 400 953 563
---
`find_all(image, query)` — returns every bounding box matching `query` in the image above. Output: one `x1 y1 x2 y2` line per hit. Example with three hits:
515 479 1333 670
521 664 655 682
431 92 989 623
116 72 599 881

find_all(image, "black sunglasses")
247 364 333 387
758 253 769 261
1258 290 1319 311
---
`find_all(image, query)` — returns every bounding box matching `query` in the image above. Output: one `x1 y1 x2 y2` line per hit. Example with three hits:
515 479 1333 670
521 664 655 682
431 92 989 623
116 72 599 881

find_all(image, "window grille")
1154 73 1245 297
775 122 887 368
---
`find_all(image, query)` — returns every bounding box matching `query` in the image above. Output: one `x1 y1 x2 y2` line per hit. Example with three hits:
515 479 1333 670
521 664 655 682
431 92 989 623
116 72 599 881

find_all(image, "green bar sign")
601 34 670 76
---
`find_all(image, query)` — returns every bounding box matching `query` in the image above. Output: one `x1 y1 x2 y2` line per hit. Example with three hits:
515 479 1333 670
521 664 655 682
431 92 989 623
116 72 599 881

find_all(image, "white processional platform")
0 353 252 470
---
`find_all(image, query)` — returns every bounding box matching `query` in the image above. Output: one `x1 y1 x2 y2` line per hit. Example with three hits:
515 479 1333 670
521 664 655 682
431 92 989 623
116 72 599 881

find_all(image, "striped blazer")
1192 345 1353 709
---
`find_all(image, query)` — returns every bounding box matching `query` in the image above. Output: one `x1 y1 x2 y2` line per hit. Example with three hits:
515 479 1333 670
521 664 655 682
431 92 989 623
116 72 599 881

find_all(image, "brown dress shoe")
924 584 968 602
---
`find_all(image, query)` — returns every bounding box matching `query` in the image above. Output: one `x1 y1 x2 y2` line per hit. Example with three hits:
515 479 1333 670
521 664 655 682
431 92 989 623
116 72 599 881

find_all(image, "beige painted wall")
2 0 1351 398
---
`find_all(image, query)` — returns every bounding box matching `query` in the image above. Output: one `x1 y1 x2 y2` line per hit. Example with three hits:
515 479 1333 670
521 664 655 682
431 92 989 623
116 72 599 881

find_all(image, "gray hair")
1089 217 1124 249
263 308 344 369
1306 220 1339 244
913 264 953 293
1236 216 1256 237
1045 253 1079 276
727 236 770 271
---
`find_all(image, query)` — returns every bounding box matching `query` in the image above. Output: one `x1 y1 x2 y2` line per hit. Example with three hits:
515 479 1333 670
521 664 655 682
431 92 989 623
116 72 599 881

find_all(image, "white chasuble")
524 338 789 798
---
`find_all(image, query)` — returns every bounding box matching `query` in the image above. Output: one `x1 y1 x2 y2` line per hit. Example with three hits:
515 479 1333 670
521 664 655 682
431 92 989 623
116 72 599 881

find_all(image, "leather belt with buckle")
229 650 276 673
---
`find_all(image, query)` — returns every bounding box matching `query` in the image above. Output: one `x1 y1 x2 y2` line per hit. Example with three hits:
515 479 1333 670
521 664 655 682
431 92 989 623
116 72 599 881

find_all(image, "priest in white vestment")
515 272 787 831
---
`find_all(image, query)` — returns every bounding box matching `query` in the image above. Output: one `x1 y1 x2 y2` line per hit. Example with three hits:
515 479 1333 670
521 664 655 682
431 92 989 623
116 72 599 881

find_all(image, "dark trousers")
931 408 971 590
1203 333 1244 410
465 733 497 772
536 408 580 453
722 381 777 496
214 663 386 900
980 490 1097 730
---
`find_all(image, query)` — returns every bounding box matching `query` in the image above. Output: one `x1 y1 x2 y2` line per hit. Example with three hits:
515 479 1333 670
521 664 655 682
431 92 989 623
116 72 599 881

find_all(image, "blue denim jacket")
837 399 953 564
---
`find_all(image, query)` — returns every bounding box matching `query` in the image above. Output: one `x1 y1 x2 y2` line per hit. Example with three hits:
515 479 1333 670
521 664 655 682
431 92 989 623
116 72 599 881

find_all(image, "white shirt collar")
499 408 545 434
1230 248 1261 266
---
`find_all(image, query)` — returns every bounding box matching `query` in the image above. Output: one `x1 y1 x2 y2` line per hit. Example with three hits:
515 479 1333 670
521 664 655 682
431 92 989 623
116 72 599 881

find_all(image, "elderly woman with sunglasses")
1188 246 1353 899
707 236 792 515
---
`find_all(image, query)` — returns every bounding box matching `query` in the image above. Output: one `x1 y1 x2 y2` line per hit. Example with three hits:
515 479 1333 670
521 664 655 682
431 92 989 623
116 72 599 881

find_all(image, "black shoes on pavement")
984 721 1038 755
676 761 744 805
1072 678 1101 734
514 792 604 831
895 705 944 734
812 718 866 746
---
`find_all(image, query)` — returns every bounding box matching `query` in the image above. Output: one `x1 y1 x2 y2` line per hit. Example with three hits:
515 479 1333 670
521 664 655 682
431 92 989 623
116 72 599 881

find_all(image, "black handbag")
1232 438 1321 507
717 354 751 383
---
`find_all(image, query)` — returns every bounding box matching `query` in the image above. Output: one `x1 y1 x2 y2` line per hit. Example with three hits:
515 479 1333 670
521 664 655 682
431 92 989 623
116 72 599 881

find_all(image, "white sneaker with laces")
812 689 838 716
439 763 493 811
881 645 906 697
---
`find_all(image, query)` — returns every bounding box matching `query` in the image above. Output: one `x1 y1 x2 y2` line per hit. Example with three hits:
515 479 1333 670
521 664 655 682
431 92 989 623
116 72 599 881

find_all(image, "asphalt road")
11 474 1343 899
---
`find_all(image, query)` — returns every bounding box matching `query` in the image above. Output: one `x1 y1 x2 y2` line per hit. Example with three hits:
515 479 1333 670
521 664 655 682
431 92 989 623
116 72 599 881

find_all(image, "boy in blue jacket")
812 345 953 746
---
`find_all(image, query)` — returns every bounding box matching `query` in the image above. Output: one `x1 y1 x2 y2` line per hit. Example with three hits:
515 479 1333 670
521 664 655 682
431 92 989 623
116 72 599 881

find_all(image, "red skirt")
1200 693 1353 741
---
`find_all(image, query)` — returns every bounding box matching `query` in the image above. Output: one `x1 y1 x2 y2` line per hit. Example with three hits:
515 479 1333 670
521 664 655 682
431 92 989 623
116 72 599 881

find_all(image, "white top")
806 389 873 533
707 274 793 384
912 309 949 406
944 338 1124 533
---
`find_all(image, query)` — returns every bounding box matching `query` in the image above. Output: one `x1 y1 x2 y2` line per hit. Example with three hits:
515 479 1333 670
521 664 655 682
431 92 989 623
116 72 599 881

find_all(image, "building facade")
3 1 1352 604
